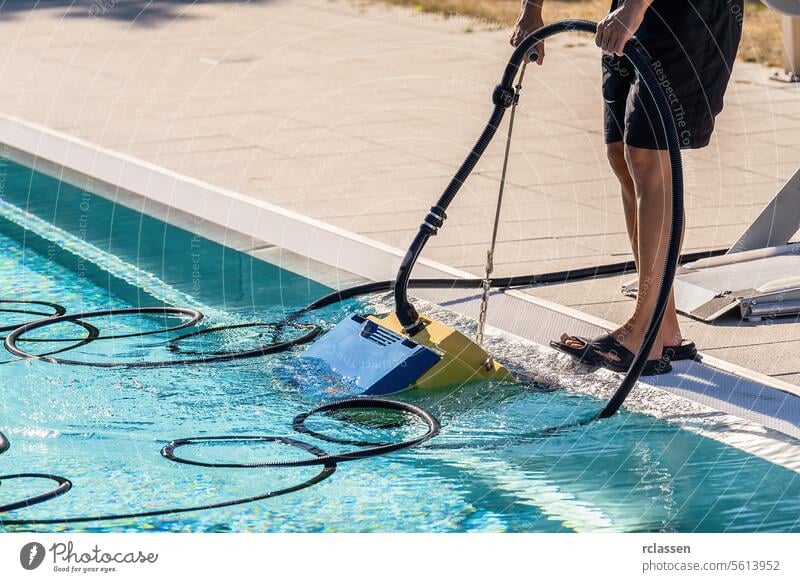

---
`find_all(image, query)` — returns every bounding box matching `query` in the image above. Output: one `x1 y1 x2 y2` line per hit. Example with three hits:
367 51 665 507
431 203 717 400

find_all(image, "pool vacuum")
303 312 512 395
303 19 686 404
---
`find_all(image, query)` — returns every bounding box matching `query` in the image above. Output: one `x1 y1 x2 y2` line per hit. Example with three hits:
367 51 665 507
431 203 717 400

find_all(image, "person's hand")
596 0 650 57
510 6 545 65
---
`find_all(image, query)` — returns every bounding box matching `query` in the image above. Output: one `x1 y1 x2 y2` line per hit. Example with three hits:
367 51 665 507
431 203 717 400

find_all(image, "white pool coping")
2 112 799 472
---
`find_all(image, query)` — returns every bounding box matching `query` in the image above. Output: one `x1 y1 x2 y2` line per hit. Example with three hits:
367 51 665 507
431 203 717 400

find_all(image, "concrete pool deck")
0 0 799 388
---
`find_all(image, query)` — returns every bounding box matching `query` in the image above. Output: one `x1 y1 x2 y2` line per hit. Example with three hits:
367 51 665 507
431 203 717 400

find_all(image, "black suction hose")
0 20 688 523
393 103 507 333
391 19 685 419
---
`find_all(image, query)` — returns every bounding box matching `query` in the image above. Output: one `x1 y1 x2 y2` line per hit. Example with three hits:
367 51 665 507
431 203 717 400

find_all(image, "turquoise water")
1 156 799 532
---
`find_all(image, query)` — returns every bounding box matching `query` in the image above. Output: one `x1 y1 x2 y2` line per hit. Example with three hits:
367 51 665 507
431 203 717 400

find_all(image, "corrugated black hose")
1 20 686 525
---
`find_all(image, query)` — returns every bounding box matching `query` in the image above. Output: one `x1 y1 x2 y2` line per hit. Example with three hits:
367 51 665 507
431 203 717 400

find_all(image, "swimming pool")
1 155 799 532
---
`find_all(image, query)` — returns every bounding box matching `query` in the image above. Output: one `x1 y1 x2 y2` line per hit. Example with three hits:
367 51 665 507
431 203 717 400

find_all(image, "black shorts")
603 0 743 150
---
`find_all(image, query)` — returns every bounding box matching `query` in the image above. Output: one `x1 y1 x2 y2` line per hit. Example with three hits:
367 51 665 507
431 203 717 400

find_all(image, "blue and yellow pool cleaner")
302 312 512 395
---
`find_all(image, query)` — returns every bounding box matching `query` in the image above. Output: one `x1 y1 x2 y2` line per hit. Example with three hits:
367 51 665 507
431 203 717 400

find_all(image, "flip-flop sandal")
662 340 697 362
549 333 619 364
594 341 673 376
552 335 692 368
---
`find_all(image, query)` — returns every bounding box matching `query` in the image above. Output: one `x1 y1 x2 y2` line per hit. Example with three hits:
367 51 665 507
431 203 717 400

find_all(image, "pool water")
1 156 799 532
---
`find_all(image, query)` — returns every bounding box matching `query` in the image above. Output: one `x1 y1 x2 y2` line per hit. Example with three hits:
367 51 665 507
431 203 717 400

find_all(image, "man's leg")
609 145 682 359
